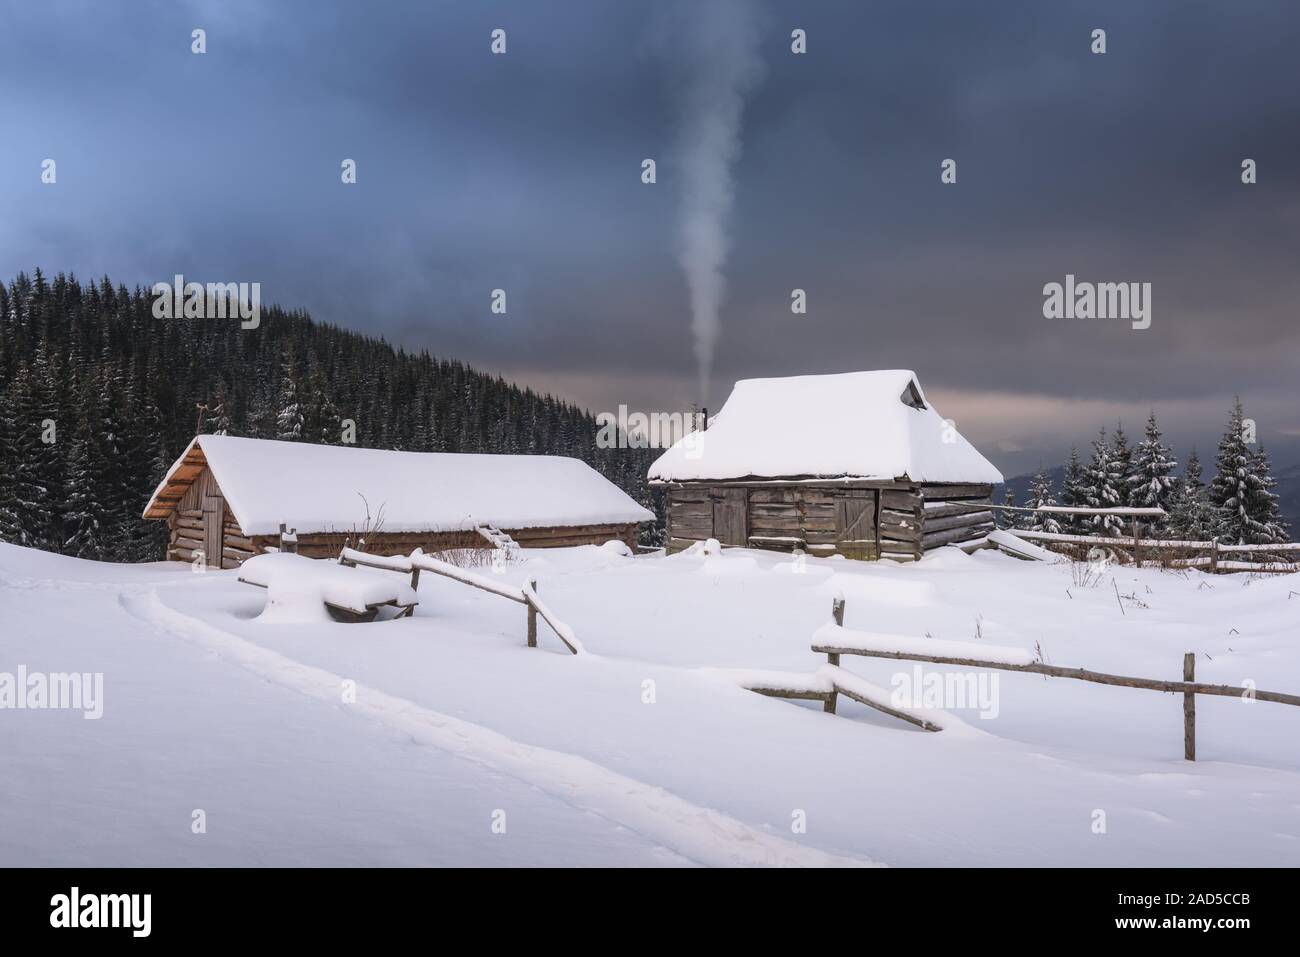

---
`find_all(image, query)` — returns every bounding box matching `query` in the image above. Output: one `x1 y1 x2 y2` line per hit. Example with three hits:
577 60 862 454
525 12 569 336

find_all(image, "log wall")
167 513 638 565
664 480 995 562
917 483 994 552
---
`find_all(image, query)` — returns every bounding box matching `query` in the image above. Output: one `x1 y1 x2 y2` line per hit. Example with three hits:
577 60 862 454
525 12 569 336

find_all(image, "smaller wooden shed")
144 435 653 567
648 371 1004 561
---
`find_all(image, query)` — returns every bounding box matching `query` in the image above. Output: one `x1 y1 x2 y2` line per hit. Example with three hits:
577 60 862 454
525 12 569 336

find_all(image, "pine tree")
304 360 342 445
1109 422 1133 509
208 382 234 436
4 360 62 548
63 368 129 559
1208 399 1288 545
1167 447 1215 541
1247 445 1289 543
1128 410 1177 524
1024 465 1061 534
1059 447 1088 535
275 356 305 441
1085 428 1125 536
999 487 1018 530
0 376 22 543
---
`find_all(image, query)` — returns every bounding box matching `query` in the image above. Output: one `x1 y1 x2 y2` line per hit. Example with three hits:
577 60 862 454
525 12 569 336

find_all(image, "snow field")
2 540 1299 865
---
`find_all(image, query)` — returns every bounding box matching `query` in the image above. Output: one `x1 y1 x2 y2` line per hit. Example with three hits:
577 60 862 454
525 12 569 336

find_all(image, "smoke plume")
664 0 766 402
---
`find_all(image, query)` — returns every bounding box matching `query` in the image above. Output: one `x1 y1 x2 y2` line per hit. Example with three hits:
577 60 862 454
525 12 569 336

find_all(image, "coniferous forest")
0 270 665 562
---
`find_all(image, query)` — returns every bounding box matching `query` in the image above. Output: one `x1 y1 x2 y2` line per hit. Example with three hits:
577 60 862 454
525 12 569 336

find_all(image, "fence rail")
1005 529 1300 573
807 598 1300 760
337 546 580 654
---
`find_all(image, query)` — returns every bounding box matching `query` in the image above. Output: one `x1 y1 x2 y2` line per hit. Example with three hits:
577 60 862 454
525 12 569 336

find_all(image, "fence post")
1183 652 1196 761
829 596 845 665
526 577 538 648
1132 519 1142 567
825 596 845 714
1209 540 1219 574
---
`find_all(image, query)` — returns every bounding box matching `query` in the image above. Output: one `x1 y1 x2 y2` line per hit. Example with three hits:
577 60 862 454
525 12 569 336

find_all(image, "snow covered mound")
238 553 417 622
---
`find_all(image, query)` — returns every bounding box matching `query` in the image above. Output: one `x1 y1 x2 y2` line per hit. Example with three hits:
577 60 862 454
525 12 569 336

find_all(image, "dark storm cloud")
2 0 1297 476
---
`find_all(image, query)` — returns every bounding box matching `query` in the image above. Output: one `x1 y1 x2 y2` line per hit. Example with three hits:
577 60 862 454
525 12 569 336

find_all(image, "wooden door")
202 490 225 567
711 488 748 547
835 490 877 560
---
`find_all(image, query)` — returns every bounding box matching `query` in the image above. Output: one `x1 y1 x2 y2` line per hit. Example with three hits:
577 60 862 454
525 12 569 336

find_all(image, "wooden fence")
1006 529 1300 573
949 503 1299 573
338 547 581 654
804 598 1300 761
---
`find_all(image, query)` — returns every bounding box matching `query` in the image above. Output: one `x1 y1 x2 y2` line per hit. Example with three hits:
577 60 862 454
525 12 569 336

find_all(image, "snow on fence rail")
1006 529 1300 573
730 597 954 732
337 547 580 654
938 502 1298 573
804 597 1300 761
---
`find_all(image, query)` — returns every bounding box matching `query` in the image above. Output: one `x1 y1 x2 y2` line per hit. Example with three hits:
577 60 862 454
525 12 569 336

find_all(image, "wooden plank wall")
917 483 995 551
667 489 713 553
667 485 879 560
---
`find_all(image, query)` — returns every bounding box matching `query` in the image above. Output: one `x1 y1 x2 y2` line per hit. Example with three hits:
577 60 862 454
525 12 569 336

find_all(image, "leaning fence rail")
804 597 1300 760
337 546 580 654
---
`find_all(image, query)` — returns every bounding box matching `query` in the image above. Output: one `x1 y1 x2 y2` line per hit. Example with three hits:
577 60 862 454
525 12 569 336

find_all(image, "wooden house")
144 435 653 568
647 371 1003 561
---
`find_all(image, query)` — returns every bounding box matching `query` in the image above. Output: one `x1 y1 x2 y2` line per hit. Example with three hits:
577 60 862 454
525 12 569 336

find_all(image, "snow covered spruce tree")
63 367 129 560
1024 466 1061 534
1084 428 1125 536
1059 446 1089 534
1208 399 1289 545
0 358 64 549
1108 422 1133 509
275 355 305 441
1128 410 1177 528
206 382 234 436
0 373 23 544
999 487 1018 529
1166 447 1216 542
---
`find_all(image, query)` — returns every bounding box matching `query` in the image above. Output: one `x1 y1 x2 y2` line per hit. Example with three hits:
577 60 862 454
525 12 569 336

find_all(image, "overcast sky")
2 0 1297 477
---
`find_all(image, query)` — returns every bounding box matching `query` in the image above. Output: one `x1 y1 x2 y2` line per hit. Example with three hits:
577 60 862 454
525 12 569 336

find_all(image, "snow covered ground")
2 540 1298 867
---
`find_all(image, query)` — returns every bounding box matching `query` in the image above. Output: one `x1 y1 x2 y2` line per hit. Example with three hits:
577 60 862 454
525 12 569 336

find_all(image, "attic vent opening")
899 380 927 410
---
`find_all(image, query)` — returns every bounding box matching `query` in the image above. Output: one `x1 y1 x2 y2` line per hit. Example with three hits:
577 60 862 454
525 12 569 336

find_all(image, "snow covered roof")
144 435 654 536
647 371 1003 485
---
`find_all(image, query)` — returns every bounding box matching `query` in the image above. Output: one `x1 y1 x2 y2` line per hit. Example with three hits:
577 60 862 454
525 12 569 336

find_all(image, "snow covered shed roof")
144 435 654 536
647 371 1004 485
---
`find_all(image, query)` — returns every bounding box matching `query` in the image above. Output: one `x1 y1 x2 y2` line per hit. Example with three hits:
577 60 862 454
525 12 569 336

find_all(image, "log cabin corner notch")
647 370 1004 562
144 435 653 568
